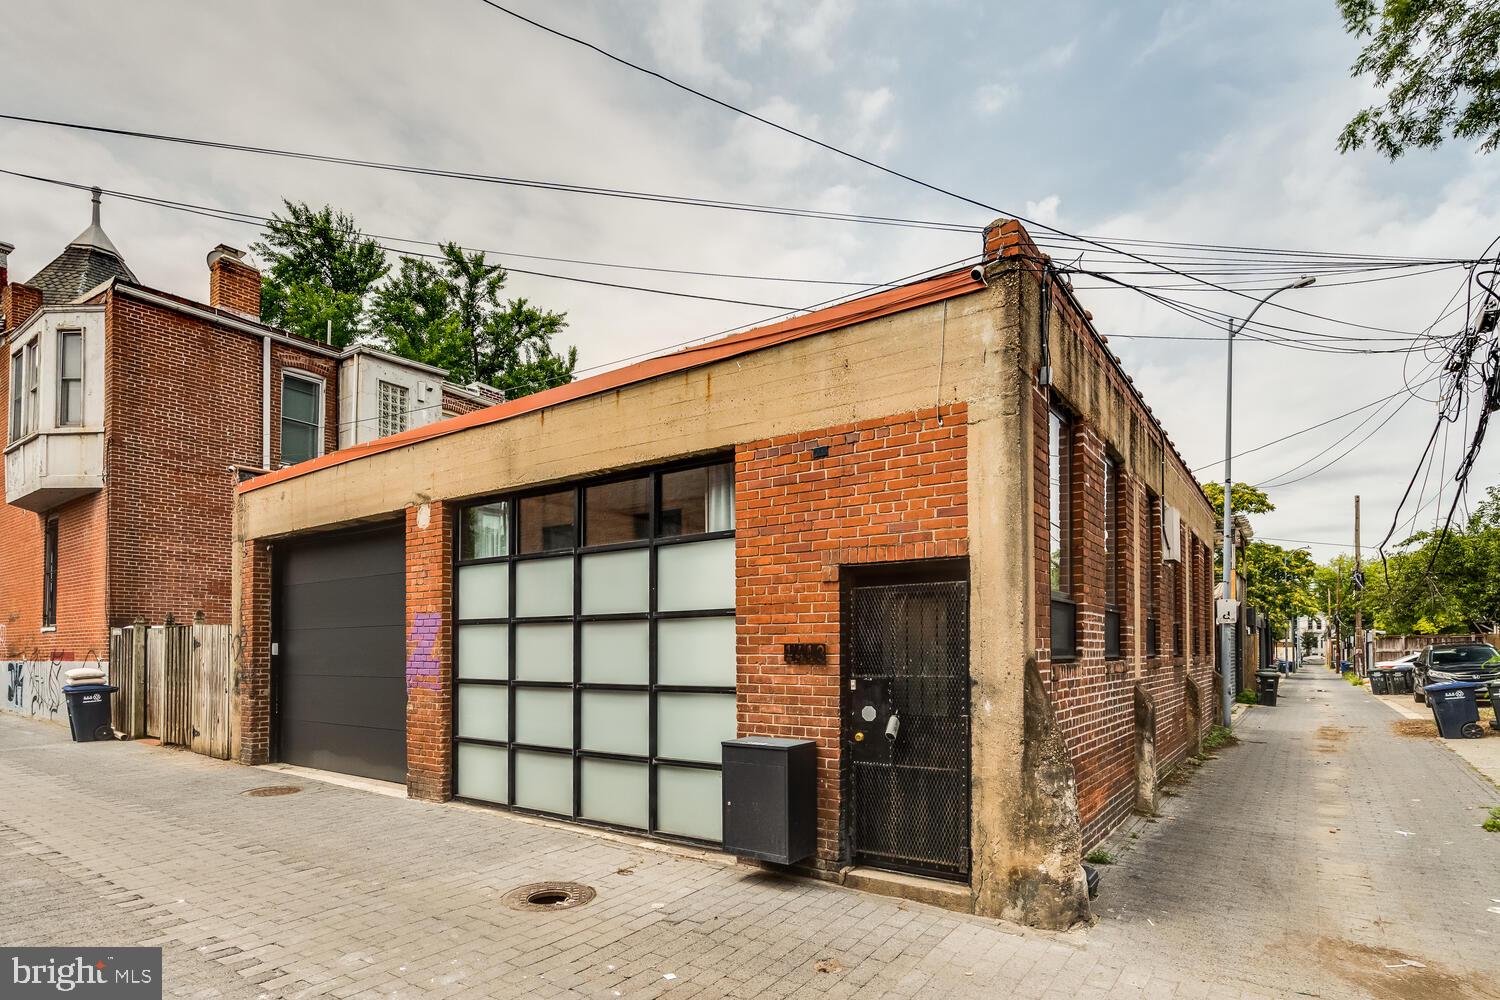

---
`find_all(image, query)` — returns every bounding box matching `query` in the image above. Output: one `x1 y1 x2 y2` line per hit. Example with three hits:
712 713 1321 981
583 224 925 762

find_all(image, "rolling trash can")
63 684 117 743
1392 666 1414 695
1256 670 1281 706
1370 669 1389 695
1426 681 1485 739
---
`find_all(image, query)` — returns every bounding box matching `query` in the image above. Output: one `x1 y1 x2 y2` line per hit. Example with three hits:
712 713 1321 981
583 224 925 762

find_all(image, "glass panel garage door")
453 459 736 844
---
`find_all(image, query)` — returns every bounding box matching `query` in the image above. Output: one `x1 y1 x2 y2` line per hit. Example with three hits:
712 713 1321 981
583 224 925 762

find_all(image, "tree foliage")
1202 481 1275 528
253 202 576 398
1242 541 1320 633
251 201 388 348
1350 485 1500 632
1337 0 1500 158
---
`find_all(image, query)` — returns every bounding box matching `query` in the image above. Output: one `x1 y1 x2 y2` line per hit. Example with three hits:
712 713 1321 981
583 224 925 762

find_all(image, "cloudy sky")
3 0 1497 559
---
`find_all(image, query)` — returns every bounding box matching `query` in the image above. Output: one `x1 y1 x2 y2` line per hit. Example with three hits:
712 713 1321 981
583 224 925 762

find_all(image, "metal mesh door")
846 579 970 879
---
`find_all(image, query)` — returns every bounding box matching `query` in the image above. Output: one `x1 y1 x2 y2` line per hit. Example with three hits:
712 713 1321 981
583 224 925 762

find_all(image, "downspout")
261 335 271 469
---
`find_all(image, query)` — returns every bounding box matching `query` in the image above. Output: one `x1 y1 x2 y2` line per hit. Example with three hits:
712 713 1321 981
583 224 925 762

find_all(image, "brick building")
230 218 1217 928
1 192 491 724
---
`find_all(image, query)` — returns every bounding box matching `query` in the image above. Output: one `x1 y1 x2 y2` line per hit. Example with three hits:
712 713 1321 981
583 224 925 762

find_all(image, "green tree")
1242 541 1320 633
1302 631 1319 654
371 243 575 398
251 201 388 348
1202 482 1275 528
1337 0 1500 158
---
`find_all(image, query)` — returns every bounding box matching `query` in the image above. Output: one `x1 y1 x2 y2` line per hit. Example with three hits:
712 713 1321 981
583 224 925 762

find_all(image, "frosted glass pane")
657 692 736 763
656 766 722 841
658 617 735 686
514 623 573 681
456 743 508 804
581 549 649 614
458 624 508 680
581 621 648 684
456 684 508 742
657 538 735 612
514 750 573 815
514 687 572 748
457 563 509 619
516 557 573 617
581 758 647 829
580 691 648 756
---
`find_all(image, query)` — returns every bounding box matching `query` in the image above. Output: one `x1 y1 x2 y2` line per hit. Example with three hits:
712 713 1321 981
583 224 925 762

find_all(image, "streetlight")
1219 275 1315 728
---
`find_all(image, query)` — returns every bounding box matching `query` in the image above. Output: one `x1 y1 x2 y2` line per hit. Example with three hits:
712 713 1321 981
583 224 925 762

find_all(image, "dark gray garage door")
276 526 407 783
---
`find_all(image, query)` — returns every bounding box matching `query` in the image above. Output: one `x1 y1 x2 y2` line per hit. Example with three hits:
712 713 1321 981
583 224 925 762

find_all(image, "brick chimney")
208 244 262 320
2 281 43 333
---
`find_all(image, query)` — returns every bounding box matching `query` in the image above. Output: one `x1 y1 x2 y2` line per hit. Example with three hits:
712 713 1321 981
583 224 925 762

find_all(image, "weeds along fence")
109 619 232 759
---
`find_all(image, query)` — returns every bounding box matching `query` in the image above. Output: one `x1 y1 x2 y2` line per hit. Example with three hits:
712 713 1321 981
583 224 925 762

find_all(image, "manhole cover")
242 785 303 797
502 881 596 912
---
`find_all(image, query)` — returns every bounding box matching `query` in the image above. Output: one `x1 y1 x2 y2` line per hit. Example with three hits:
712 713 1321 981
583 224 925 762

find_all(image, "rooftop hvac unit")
1162 505 1183 562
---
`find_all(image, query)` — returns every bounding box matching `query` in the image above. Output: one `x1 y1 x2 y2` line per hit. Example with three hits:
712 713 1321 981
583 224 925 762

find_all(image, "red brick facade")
734 404 968 866
405 501 452 801
235 538 273 764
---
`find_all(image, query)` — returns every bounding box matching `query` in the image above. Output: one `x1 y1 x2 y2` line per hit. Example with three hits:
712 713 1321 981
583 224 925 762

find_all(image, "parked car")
1302 653 1326 665
1376 652 1419 670
1412 643 1500 704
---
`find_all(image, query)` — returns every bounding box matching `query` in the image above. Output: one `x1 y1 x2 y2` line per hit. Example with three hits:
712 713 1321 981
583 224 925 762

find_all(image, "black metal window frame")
1146 489 1162 661
41 516 58 628
1048 405 1077 662
452 454 736 847
1103 452 1122 661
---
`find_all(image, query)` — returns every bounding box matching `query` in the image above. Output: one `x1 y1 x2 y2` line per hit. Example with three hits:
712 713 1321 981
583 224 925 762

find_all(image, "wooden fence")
1374 633 1500 658
109 619 233 759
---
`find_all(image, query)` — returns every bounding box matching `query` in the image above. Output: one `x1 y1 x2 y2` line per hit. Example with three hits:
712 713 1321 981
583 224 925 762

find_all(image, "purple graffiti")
406 612 443 691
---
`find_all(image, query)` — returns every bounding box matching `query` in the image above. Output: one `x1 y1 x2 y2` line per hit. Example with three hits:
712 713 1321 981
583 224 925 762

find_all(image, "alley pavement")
3 669 1498 1000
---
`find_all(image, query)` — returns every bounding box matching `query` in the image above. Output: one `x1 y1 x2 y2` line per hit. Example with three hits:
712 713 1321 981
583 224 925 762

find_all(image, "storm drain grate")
503 881 596 912
242 785 303 798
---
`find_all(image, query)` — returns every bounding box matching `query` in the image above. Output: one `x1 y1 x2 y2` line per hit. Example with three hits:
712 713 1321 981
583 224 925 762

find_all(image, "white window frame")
7 349 21 442
279 370 326 467
57 329 84 427
24 341 39 439
377 379 409 437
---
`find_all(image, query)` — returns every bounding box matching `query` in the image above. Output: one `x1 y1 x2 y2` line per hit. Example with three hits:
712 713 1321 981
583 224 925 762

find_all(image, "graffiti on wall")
1 650 105 724
405 613 442 692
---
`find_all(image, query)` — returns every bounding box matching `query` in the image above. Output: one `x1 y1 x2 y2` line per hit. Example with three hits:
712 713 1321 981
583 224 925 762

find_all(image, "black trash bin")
1370 669 1390 695
1392 666 1414 695
62 684 117 743
1426 681 1485 739
1256 670 1280 706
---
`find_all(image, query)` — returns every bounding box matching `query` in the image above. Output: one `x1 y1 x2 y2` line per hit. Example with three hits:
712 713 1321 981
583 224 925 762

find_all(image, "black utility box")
722 737 817 865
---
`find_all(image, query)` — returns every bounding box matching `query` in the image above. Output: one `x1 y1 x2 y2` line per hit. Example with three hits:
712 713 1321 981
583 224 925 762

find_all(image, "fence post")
129 617 147 738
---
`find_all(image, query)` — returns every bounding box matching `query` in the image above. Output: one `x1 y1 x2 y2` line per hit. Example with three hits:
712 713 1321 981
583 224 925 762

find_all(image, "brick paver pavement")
2 667 1497 999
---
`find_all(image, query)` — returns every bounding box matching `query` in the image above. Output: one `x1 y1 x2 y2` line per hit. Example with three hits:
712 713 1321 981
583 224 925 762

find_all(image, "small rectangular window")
1048 408 1071 597
25 342 39 437
58 330 83 426
1146 490 1161 658
378 380 409 437
585 476 651 545
519 489 576 553
460 501 510 560
42 518 58 628
280 373 323 466
7 350 21 441
659 463 735 536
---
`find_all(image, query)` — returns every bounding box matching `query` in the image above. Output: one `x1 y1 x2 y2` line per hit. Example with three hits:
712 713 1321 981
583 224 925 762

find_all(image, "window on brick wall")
42 517 58 628
1103 455 1122 659
377 380 409 437
1146 490 1161 658
57 330 83 427
1170 534 1184 656
453 456 736 844
280 372 323 466
1049 406 1077 660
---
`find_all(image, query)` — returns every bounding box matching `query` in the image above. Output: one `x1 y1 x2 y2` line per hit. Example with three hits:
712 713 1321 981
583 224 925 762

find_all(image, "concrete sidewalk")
3 671 1499 999
1370 683 1500 790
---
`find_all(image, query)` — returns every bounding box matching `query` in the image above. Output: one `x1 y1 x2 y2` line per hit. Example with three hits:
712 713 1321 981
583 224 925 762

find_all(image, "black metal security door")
844 566 970 880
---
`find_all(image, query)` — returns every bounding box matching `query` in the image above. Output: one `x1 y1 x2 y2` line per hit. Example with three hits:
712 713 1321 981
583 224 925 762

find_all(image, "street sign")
1352 569 1366 592
1215 598 1239 625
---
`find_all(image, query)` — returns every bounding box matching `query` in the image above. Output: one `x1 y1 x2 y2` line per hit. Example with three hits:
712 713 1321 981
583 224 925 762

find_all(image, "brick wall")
235 537 272 764
735 404 968 867
405 501 452 801
440 387 491 418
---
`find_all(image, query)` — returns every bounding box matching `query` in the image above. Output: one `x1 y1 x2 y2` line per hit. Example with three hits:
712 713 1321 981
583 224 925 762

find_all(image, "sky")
2 0 1497 561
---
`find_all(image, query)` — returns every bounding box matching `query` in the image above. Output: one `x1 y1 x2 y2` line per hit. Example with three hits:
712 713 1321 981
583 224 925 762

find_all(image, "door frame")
838 556 971 879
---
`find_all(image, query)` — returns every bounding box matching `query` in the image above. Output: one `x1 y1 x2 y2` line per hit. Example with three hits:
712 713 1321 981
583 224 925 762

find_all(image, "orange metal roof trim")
237 267 984 495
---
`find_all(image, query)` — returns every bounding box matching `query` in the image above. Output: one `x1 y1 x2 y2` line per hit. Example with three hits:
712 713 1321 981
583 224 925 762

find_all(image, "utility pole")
1354 495 1363 675
1220 275 1316 727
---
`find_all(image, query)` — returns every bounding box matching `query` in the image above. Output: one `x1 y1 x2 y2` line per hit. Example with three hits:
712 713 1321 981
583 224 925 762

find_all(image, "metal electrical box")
721 737 817 865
